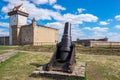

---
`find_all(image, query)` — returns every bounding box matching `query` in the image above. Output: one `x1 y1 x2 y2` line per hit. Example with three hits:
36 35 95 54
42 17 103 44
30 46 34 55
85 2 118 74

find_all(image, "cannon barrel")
44 22 76 73
58 22 72 62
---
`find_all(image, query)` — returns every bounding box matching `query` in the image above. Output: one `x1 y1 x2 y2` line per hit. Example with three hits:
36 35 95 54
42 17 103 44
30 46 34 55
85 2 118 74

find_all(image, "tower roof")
13 4 22 11
8 4 29 17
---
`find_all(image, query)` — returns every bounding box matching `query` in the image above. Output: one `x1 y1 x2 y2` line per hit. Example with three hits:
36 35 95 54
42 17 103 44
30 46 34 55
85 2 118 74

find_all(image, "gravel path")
0 50 18 62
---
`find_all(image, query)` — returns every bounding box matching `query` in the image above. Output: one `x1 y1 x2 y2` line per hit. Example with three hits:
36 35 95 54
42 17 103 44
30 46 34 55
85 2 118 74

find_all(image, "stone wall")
17 24 59 46
20 25 33 45
33 25 59 46
11 26 19 45
90 41 120 47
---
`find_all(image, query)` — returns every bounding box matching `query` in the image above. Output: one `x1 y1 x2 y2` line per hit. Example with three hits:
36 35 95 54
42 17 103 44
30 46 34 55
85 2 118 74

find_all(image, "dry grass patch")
76 54 120 80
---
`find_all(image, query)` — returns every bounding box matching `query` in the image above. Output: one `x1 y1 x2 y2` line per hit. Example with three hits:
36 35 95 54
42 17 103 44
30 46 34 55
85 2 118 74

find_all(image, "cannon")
44 22 76 73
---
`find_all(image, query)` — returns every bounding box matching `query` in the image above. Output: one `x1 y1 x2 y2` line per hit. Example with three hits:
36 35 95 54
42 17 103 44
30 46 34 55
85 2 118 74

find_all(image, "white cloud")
0 22 9 28
99 21 109 25
2 0 98 24
2 6 9 13
115 15 120 21
0 29 9 36
46 22 63 29
53 4 66 10
31 0 48 5
2 0 61 20
71 25 84 41
49 0 57 5
83 27 91 30
54 13 98 25
77 8 85 13
83 27 108 32
115 25 120 29
107 32 120 41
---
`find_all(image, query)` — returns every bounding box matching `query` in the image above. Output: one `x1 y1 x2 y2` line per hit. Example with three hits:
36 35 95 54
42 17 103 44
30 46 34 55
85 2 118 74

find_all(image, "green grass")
76 45 120 56
0 46 17 50
17 45 56 52
0 52 51 80
0 52 120 80
17 45 120 56
0 46 18 55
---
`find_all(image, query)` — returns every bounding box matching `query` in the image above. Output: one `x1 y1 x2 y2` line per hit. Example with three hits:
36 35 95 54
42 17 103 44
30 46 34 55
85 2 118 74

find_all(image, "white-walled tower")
8 4 29 45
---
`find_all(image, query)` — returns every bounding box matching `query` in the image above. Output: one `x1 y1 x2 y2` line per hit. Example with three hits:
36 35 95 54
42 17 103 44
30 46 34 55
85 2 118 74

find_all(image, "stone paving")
0 50 18 62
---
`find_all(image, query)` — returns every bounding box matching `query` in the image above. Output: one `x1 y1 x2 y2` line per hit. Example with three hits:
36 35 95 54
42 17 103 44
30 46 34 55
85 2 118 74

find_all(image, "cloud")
2 0 98 24
107 32 120 41
71 25 84 40
31 0 57 5
49 0 57 5
0 29 9 36
53 4 66 10
83 27 108 32
2 0 61 20
77 8 85 13
0 22 9 28
31 0 48 5
115 25 120 29
99 21 109 25
54 13 98 25
46 22 63 29
115 15 120 21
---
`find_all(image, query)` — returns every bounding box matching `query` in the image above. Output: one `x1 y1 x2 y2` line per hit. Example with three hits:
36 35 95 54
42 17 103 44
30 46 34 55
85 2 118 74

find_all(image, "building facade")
8 5 59 46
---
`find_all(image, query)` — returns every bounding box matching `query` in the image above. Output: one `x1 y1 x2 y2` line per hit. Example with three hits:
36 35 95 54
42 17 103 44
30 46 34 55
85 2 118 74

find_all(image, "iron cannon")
44 22 76 73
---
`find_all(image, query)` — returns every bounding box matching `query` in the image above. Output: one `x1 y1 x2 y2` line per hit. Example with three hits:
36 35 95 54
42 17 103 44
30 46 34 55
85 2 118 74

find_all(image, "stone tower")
8 4 29 45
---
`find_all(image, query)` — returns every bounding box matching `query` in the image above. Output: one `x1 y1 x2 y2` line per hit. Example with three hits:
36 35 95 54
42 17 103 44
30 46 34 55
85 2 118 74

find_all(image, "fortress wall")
90 41 120 47
33 25 59 46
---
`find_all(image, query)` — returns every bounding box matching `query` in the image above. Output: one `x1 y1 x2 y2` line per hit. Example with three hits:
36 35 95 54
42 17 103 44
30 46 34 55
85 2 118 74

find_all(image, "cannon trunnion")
44 22 76 73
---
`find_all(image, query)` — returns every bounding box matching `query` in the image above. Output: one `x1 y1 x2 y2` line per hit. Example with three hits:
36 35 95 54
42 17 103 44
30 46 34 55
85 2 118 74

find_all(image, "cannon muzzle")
57 22 72 62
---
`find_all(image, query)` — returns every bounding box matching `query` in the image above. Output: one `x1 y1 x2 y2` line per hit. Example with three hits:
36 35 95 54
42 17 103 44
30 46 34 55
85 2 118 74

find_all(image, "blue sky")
0 0 120 41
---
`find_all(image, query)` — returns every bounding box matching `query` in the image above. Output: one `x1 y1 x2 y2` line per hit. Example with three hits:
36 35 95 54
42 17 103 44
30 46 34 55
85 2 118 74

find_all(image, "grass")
17 45 120 56
0 46 17 50
76 45 120 56
76 54 120 80
0 52 120 80
0 46 18 55
17 45 56 52
0 52 51 80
